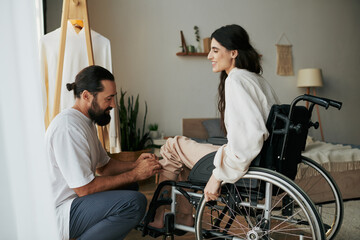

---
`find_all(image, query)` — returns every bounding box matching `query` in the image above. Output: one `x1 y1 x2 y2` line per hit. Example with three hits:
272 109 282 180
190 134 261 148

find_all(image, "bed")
182 118 360 200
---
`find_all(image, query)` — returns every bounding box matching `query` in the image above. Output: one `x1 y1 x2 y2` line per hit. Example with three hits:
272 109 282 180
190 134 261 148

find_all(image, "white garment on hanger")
40 21 120 153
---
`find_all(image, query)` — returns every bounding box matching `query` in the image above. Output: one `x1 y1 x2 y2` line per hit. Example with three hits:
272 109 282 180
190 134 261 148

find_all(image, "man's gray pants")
69 190 147 240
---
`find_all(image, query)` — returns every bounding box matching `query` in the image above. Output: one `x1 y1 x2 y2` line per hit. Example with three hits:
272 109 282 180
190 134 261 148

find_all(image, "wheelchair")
137 94 343 240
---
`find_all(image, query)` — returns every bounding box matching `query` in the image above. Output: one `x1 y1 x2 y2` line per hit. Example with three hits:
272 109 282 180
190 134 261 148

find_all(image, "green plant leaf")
118 90 150 151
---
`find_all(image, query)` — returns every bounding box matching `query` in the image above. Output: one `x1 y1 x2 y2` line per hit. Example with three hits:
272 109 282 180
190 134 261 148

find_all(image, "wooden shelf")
176 52 209 56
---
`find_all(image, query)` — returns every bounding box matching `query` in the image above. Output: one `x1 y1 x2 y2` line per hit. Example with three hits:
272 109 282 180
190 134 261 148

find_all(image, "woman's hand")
204 174 222 202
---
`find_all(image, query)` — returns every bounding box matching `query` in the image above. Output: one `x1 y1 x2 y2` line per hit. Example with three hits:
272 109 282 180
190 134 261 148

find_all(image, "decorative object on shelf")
116 90 152 160
148 123 159 139
176 29 207 56
180 30 188 53
187 45 196 53
203 37 211 53
276 33 293 76
194 25 202 53
297 68 324 141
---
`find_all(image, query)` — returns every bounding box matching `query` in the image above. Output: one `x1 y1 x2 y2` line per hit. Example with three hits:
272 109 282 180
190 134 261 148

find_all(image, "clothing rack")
51 0 105 147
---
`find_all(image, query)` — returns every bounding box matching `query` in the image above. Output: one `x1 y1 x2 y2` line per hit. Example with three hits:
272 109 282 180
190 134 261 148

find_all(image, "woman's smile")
207 38 236 74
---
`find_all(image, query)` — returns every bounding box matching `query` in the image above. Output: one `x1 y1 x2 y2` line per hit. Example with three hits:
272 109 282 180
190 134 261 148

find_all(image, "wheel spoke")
195 169 325 239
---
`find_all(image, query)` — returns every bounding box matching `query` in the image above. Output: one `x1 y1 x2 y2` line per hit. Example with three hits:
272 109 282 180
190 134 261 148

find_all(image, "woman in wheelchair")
149 24 280 229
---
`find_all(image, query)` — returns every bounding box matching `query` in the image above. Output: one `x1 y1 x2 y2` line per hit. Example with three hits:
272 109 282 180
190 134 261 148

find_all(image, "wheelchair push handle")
312 95 342 110
293 94 342 110
302 94 329 109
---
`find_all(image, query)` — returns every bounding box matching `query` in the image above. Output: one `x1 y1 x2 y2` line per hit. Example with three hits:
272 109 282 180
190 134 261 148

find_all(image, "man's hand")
74 153 161 197
133 154 162 181
135 153 158 165
204 174 222 202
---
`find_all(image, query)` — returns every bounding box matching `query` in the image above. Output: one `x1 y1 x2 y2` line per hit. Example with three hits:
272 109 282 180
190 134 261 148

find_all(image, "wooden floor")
125 177 195 240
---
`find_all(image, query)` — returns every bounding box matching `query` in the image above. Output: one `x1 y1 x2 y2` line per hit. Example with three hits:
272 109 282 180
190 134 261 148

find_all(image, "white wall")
52 0 360 145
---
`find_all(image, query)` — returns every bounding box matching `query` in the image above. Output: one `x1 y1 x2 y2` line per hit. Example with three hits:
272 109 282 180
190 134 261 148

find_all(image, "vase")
149 130 159 139
197 42 202 53
203 37 211 53
188 45 196 53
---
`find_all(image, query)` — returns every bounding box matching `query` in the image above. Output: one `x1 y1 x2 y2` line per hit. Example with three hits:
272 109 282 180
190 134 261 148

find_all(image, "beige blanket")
302 138 360 173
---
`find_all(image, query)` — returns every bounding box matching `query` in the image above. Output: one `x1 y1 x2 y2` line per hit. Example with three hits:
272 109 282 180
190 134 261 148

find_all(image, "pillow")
202 119 226 138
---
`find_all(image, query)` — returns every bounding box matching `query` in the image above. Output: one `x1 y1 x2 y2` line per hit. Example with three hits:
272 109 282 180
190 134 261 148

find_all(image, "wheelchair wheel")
195 167 325 240
295 156 343 240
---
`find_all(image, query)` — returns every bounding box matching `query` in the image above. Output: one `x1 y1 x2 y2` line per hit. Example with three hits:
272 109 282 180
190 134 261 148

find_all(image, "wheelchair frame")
138 94 343 240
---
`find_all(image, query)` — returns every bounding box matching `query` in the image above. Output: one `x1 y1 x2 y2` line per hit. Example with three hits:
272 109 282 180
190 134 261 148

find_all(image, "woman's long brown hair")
211 25 262 134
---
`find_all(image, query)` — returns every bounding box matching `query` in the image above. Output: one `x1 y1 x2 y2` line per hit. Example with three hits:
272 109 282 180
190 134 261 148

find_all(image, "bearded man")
45 65 161 240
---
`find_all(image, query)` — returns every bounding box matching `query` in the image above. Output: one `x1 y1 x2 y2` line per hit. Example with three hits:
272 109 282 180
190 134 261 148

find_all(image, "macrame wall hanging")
276 33 293 76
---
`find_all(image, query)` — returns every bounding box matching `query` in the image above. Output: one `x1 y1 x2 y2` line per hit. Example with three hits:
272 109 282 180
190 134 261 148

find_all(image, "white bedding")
302 137 360 173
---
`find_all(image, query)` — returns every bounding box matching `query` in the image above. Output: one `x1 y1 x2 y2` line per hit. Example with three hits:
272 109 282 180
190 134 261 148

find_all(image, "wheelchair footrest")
139 213 188 238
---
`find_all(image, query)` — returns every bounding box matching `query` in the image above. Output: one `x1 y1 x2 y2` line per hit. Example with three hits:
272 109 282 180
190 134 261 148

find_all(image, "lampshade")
297 68 323 88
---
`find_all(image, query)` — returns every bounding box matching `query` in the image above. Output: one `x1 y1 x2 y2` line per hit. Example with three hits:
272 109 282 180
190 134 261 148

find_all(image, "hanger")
69 19 84 33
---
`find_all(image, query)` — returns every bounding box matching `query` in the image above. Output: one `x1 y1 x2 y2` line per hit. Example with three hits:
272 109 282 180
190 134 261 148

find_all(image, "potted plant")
148 123 159 139
194 25 202 53
112 90 152 161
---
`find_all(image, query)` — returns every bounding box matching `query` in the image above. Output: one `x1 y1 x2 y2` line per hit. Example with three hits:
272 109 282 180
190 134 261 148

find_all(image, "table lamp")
297 68 323 91
297 68 324 141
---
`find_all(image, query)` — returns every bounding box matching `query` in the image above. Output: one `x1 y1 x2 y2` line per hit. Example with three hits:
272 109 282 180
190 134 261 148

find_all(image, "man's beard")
88 99 112 126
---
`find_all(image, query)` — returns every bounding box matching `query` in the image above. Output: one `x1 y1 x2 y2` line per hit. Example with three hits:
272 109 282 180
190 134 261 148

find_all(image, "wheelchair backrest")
254 104 310 180
189 104 310 184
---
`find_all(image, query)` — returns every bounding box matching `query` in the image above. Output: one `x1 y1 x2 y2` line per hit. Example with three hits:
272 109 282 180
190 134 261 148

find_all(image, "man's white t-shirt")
45 108 110 239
